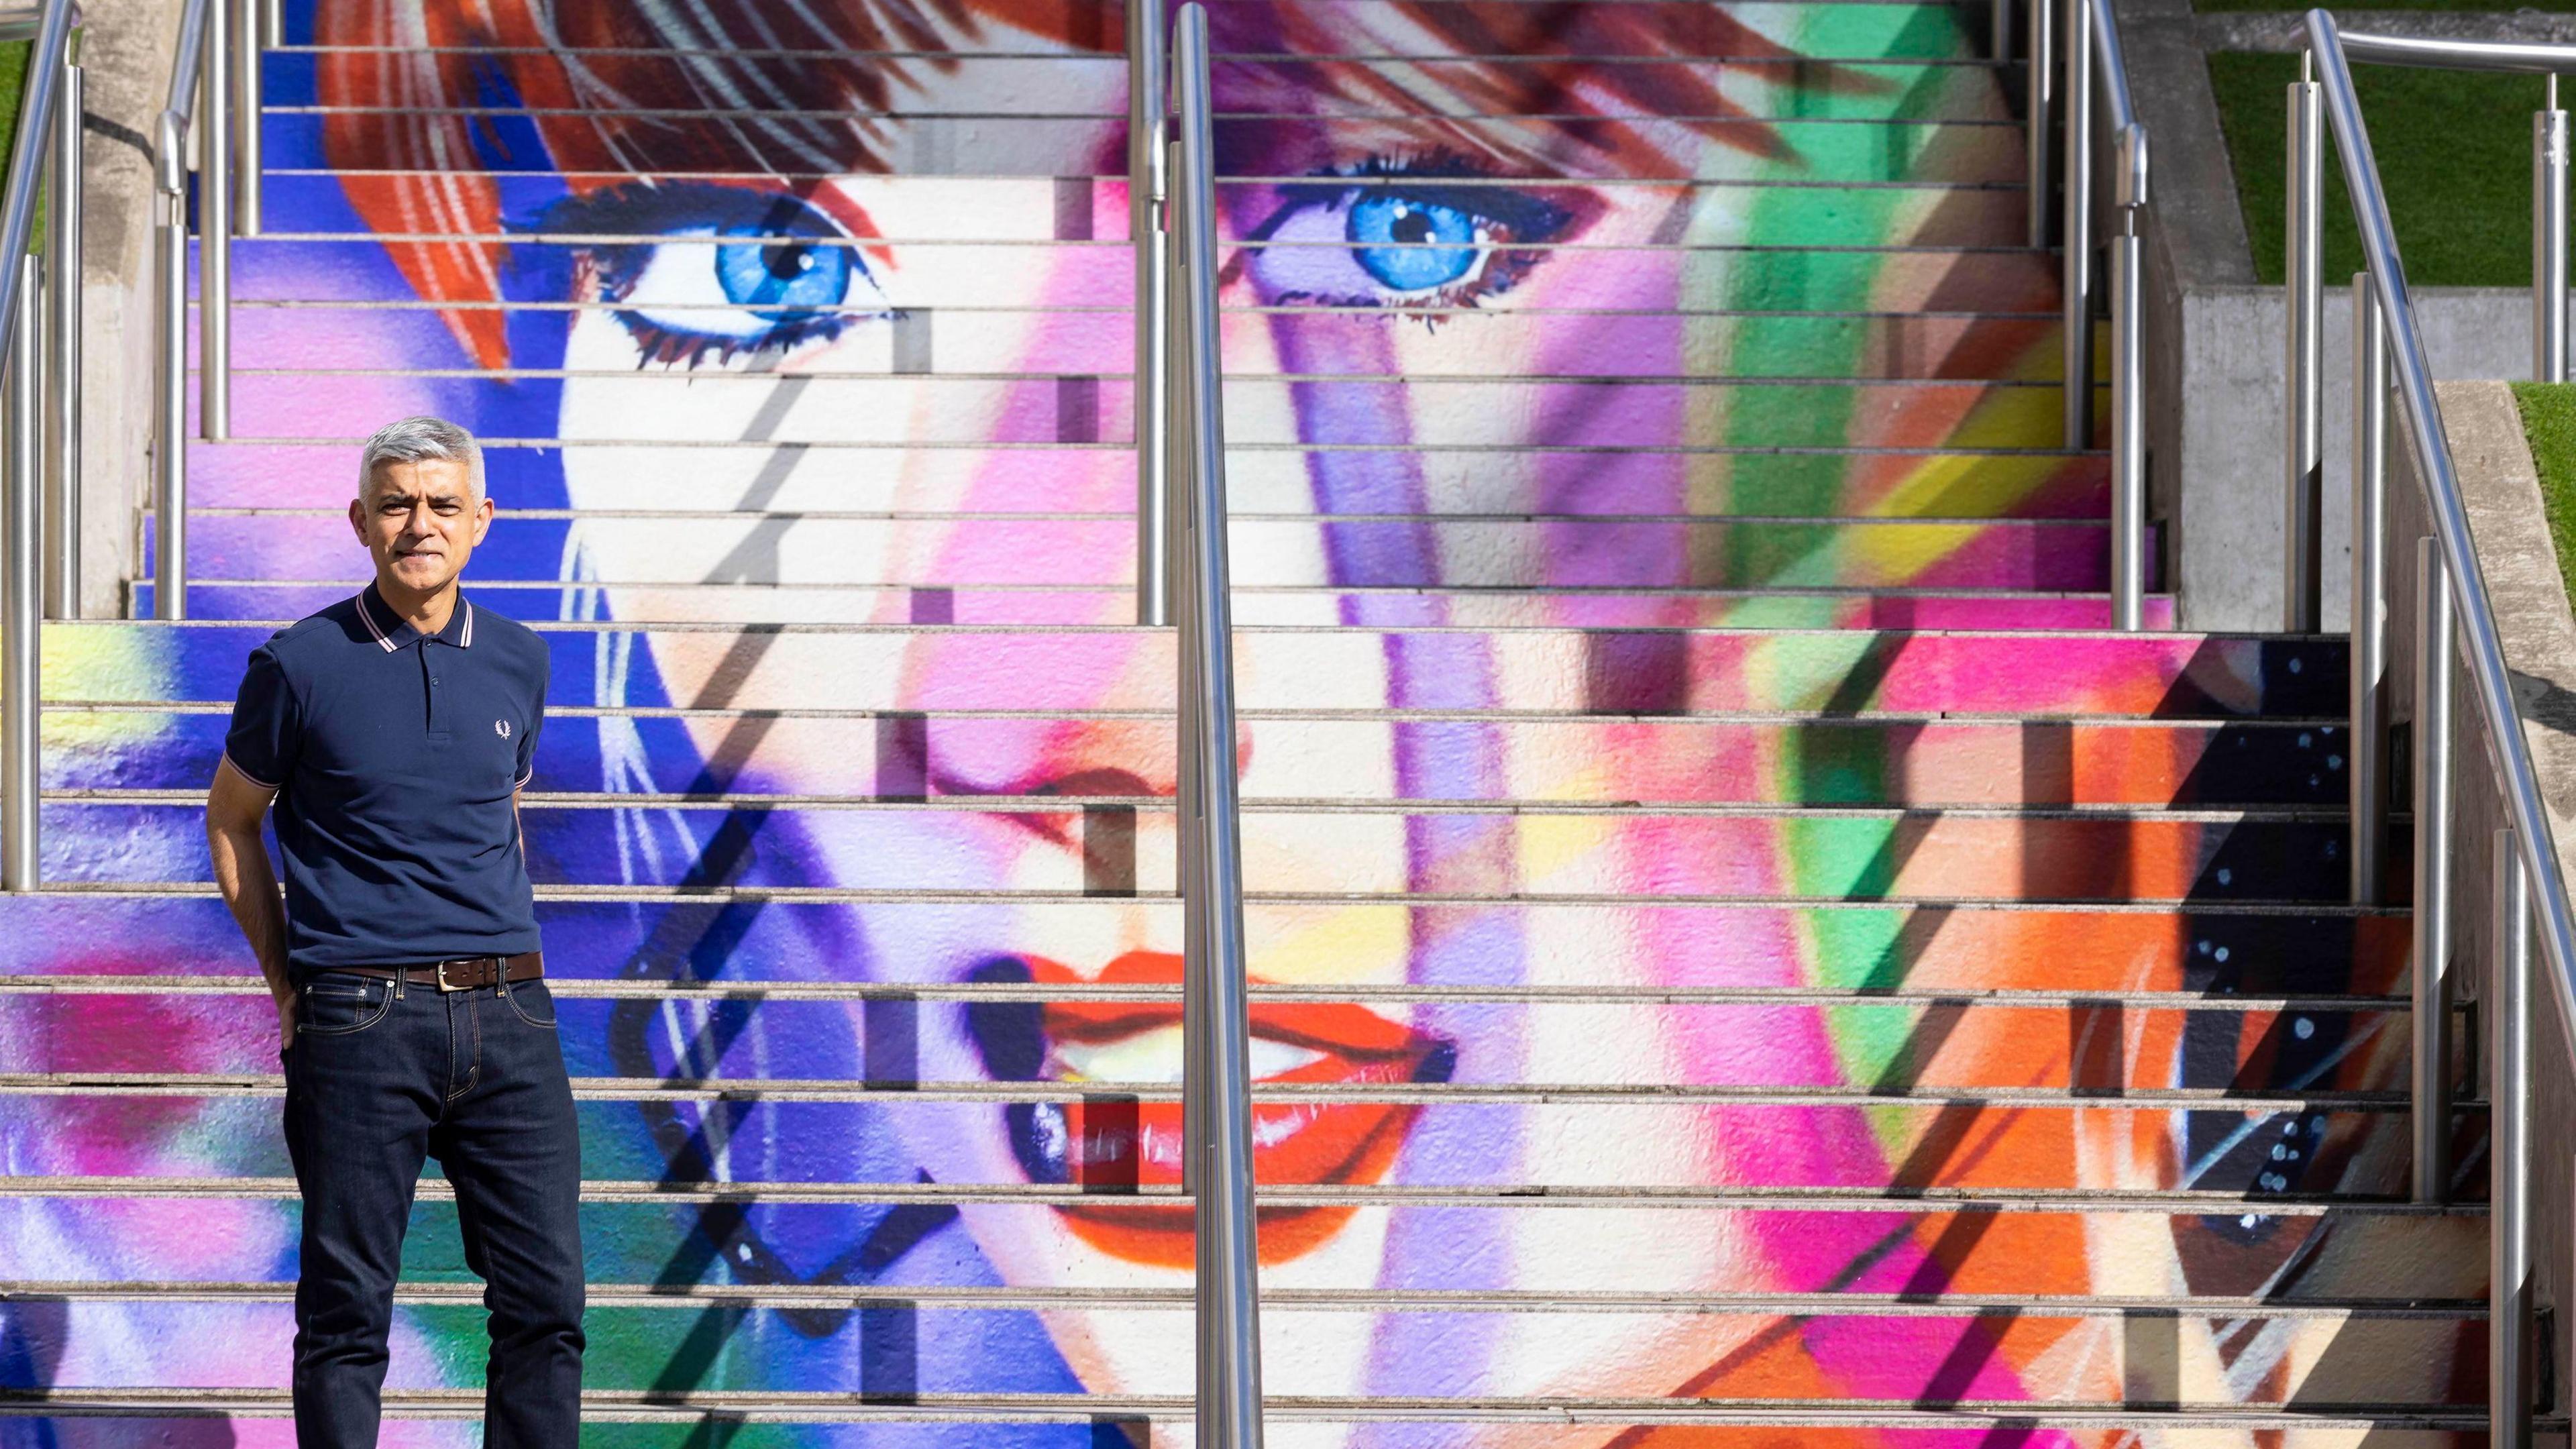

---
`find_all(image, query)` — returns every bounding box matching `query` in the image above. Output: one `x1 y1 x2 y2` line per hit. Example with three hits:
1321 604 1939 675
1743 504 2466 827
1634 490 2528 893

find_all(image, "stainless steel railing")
0 0 85 893
2286 13 2576 1442
153 0 235 622
2043 0 2152 628
1137 6 1268 1448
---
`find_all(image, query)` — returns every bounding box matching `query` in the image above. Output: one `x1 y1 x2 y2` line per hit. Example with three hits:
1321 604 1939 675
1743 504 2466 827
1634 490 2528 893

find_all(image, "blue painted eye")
713 229 851 321
1346 195 1482 294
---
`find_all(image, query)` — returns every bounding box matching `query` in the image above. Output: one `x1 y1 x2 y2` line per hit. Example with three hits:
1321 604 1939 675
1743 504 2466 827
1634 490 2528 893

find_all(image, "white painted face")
519 11 2432 1435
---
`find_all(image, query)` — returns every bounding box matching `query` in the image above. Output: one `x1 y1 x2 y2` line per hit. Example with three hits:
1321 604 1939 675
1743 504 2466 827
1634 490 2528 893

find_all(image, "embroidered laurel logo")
496 720 513 739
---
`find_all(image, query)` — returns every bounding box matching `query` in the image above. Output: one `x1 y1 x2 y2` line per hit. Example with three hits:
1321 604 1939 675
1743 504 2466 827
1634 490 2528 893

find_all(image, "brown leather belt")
339 951 544 993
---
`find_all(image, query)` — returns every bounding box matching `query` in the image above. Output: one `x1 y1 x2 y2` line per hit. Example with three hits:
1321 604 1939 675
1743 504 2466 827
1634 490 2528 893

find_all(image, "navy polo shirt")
223 588 548 975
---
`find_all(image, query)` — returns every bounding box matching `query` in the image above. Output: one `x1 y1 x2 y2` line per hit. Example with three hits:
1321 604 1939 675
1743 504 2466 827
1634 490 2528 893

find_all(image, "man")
206 416 582 1449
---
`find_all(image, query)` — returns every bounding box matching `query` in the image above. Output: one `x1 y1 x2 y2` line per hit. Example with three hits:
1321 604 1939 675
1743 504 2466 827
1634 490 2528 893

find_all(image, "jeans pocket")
297 973 393 1036
504 980 559 1029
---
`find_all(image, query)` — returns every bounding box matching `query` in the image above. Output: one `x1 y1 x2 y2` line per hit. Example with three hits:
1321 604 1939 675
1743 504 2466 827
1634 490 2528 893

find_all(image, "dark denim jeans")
282 967 585 1449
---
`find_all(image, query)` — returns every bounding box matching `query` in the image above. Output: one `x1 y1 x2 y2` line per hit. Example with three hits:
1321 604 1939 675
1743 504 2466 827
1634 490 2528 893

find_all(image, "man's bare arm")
207 757 294 1048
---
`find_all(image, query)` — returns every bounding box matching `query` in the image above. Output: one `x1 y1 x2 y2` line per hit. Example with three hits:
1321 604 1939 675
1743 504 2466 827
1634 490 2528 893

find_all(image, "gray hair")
358 416 484 500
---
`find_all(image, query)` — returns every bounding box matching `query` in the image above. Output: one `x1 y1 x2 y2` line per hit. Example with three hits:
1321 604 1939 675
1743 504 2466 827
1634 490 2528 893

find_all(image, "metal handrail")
2293 12 2576 1440
152 0 219 621
1130 0 1170 626
2058 0 2151 628
0 0 80 894
1157 7 1267 1449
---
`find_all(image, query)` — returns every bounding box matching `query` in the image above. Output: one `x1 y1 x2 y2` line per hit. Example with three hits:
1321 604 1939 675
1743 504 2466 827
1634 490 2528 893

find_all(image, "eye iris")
714 229 851 319
1347 195 1481 294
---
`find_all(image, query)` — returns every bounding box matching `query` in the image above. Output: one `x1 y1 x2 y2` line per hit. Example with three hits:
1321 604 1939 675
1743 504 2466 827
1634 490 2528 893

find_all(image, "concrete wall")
2176 287 2543 631
70 0 185 618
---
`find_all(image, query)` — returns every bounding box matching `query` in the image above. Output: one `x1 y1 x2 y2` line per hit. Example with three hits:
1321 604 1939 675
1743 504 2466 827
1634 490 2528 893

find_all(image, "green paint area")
2509 382 2576 614
2208 52 2546 285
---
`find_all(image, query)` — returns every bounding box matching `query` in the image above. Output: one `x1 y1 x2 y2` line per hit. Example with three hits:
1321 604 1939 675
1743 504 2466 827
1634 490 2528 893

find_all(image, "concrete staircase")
0 0 2490 1443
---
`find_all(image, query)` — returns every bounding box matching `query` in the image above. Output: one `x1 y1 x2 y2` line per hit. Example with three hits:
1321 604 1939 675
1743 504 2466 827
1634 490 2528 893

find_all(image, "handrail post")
44 54 78 621
2412 537 2455 1203
2493 829 2533 1449
231 0 257 235
2108 121 2147 630
2536 77 2567 382
1171 11 1265 1449
2286 52 2324 631
2061 0 2092 449
201 0 230 441
154 110 189 621
4 256 42 892
1129 0 1169 626
2351 272 2390 903
2027 0 2052 248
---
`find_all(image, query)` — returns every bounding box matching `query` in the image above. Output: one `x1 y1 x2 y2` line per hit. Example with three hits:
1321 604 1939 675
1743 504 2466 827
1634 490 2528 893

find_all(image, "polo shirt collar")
355 586 476 653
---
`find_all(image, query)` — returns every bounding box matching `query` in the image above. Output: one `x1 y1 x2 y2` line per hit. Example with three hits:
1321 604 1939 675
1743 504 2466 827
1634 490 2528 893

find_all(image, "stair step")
8 993 2434 1095
37 797 2384 902
176 439 2109 518
129 582 2176 630
45 624 2347 718
0 896 2415 998
144 515 2125 592
56 710 2343 806
0 1299 2479 1405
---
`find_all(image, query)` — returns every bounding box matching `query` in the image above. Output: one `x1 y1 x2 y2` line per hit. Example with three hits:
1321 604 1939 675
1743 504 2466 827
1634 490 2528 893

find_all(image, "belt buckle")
433 958 484 993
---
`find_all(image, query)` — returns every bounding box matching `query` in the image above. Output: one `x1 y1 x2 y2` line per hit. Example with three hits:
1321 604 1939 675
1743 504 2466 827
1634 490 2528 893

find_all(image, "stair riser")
44 625 2350 717
185 379 2086 453
178 439 2114 521
0 1197 2485 1300
56 712 2348 807
6 1299 2478 1405
181 445 2112 531
154 516 2129 592
198 231 2050 311
0 1095 2453 1196
42 802 2375 902
0 898 2414 998
133 582 2179 631
284 3 1996 63
200 308 2070 386
258 115 2026 184
0 1424 2502 1448
16 996 2424 1095
259 56 2027 123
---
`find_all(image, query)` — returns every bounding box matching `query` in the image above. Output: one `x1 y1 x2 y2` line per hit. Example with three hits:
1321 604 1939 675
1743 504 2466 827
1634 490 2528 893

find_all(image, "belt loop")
392 969 405 1003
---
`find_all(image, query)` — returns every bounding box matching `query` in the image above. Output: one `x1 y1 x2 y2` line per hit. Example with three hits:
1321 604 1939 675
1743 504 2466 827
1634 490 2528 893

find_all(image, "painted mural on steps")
0 0 2481 1444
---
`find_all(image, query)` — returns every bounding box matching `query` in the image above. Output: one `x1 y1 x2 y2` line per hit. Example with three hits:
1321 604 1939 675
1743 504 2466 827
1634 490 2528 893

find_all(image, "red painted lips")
967 951 1455 1268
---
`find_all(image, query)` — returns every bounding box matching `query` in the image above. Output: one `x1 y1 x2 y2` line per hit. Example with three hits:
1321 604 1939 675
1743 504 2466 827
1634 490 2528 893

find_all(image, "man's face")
348 457 492 597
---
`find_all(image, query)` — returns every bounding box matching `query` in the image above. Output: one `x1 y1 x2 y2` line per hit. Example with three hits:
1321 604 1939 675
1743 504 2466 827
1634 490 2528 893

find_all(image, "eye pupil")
714 229 852 321
1347 193 1481 295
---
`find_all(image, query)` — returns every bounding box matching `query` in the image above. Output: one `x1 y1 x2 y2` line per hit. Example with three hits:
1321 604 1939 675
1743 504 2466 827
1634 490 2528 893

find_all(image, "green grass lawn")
2512 382 2576 613
2210 52 2553 285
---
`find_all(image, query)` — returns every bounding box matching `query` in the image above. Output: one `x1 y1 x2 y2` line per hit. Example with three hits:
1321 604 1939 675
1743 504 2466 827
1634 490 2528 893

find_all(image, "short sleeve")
514 649 547 789
222 641 300 790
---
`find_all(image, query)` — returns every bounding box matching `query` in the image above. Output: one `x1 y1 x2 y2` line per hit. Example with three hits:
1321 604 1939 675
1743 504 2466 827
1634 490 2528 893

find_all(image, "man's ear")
471 492 496 543
348 494 366 542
